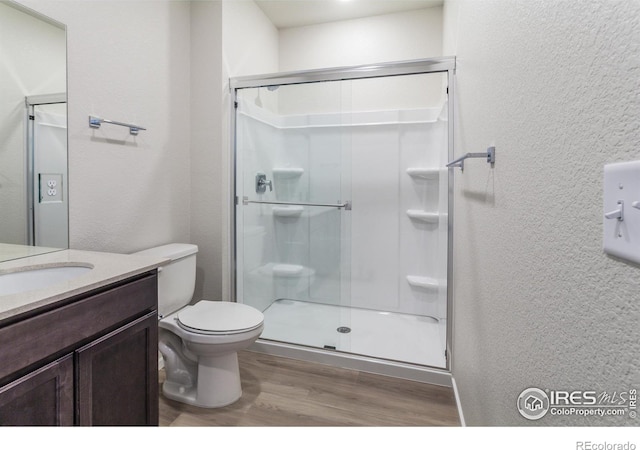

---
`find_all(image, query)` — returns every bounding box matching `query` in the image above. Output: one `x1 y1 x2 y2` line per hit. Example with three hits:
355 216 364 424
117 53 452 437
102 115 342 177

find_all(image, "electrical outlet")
39 173 63 203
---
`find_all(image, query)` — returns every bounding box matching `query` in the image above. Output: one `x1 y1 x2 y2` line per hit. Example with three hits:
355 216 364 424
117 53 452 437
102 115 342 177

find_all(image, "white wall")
279 7 443 71
444 0 640 425
19 0 192 256
190 0 224 301
278 7 444 115
12 0 276 303
222 0 279 78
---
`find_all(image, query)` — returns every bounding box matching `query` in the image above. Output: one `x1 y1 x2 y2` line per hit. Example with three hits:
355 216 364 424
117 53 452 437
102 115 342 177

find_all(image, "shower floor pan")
260 299 446 368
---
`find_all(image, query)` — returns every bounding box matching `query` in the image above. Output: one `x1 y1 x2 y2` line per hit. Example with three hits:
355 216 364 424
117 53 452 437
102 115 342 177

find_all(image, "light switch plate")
603 161 640 264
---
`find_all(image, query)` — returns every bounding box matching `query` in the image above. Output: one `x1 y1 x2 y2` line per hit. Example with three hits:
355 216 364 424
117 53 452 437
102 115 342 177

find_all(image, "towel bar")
89 115 146 135
447 146 495 171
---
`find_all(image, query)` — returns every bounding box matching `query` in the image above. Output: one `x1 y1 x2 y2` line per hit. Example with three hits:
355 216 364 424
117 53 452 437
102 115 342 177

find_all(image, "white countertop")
0 243 63 263
0 249 168 323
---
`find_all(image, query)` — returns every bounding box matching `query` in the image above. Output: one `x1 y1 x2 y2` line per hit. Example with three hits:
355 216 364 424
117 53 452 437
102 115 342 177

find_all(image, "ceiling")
254 0 443 29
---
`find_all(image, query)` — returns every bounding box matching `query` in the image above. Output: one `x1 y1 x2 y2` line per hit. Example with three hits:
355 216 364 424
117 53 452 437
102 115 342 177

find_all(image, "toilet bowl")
133 243 264 408
159 301 264 408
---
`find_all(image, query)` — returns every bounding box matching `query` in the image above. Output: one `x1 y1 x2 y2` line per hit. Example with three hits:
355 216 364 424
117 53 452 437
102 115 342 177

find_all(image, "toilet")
134 243 264 408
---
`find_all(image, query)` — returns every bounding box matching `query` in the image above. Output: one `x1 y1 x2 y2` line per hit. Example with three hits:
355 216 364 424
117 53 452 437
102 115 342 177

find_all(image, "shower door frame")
229 57 456 384
25 93 68 247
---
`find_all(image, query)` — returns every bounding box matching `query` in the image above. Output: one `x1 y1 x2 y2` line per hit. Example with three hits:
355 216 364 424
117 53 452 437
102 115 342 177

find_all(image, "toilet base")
162 351 243 408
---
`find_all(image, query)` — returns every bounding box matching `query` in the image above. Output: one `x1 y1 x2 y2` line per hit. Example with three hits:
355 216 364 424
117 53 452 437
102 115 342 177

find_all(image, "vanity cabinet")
0 355 73 426
0 272 159 426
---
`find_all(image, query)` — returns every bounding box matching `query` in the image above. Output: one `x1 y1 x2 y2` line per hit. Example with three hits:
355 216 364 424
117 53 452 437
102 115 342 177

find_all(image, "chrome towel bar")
89 115 147 135
242 197 352 210
447 146 495 171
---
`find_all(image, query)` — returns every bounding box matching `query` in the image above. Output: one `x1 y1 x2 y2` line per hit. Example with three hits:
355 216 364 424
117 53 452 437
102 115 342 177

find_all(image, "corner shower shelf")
406 276 441 290
272 167 304 179
272 205 304 218
258 263 315 279
406 168 439 179
406 210 439 223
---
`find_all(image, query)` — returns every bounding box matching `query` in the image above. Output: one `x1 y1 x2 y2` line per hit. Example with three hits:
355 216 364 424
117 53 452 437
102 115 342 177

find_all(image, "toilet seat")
177 301 264 335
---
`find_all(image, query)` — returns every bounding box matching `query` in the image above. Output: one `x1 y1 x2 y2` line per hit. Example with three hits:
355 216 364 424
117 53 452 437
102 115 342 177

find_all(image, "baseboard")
451 376 466 426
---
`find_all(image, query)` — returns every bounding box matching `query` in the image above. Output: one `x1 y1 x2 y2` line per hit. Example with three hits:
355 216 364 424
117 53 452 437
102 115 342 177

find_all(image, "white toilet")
134 243 264 408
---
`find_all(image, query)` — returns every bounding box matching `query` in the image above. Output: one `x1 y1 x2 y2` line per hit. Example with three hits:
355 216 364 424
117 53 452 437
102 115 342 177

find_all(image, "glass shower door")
235 81 352 351
234 66 450 369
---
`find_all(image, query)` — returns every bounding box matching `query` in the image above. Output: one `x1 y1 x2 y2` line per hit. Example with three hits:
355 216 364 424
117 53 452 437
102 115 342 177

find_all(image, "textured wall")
190 0 224 302
19 0 192 255
444 0 640 425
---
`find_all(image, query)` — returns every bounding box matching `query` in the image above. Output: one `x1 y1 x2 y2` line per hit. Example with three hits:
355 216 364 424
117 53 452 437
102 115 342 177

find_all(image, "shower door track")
229 57 457 384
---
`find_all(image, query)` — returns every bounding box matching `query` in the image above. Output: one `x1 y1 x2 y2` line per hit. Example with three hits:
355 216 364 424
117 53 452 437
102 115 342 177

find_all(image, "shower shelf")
257 263 315 278
406 276 440 290
406 210 439 223
272 167 304 179
272 205 304 217
406 168 439 179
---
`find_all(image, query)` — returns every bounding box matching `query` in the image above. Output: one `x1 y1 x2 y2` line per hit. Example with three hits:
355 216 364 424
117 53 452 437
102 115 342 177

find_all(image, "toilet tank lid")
134 243 198 261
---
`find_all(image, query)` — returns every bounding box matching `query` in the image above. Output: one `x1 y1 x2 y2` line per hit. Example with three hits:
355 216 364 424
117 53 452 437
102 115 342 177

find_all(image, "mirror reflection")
0 1 67 262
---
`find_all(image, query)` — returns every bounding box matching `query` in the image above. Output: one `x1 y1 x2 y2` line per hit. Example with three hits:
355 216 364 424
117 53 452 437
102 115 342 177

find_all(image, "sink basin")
0 264 93 296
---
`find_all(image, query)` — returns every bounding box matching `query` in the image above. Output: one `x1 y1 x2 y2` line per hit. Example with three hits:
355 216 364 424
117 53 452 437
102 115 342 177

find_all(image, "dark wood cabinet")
76 312 158 425
0 272 159 426
0 355 74 426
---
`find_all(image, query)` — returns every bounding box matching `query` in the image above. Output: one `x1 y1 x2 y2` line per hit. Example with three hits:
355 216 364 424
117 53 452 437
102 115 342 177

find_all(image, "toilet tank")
133 243 198 318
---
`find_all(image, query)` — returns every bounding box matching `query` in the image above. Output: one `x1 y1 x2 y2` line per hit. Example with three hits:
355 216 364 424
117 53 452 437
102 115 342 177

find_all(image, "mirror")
0 1 68 262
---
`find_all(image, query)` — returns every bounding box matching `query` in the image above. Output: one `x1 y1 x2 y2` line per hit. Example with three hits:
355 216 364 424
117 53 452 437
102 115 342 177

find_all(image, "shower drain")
337 326 351 334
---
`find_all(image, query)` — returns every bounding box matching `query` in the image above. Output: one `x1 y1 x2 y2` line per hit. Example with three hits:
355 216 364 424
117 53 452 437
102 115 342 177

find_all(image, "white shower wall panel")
306 128 347 305
275 130 309 203
237 99 447 319
237 112 279 313
398 120 448 318
348 125 401 311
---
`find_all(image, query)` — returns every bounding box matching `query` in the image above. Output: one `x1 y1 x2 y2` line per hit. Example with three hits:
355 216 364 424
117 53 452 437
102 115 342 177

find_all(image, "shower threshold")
260 299 446 368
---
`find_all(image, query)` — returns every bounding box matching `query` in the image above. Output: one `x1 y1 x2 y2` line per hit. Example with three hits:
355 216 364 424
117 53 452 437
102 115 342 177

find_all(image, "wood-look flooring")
159 350 460 426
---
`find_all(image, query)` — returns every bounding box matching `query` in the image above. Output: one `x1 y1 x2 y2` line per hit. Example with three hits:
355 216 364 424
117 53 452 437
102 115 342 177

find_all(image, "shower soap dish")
406 168 439 179
406 276 440 290
406 210 439 223
272 168 304 179
272 206 304 218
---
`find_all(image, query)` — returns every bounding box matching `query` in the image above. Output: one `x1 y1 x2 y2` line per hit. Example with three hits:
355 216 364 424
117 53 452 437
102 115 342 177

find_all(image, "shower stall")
231 58 454 380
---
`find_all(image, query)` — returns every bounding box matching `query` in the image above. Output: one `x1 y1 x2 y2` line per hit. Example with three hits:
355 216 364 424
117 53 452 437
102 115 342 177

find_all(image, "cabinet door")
76 312 158 426
0 355 73 426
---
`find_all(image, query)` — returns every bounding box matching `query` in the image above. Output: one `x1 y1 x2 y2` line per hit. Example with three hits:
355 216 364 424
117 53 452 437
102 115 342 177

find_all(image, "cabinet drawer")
0 273 157 381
